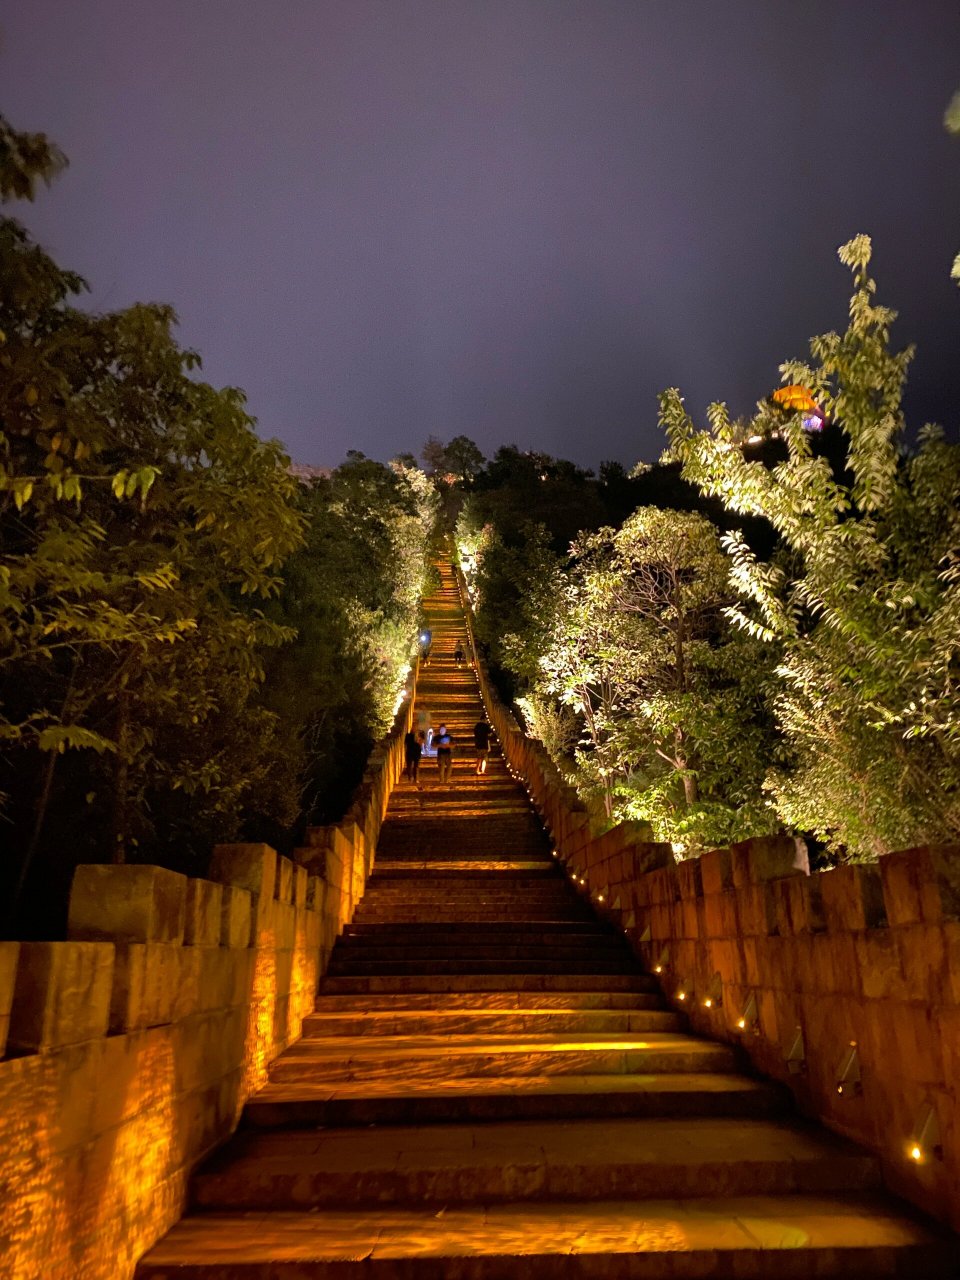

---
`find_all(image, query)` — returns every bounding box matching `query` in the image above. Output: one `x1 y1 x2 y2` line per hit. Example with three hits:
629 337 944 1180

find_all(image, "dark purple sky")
4 2 959 468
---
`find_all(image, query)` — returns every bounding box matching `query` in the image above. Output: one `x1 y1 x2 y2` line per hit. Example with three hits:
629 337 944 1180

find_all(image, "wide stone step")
268 1032 739 1083
192 1117 881 1210
301 1009 682 1037
242 1072 790 1129
312 990 664 1011
319 974 659 994
342 922 614 938
137 1194 955 1278
332 940 632 960
325 959 641 976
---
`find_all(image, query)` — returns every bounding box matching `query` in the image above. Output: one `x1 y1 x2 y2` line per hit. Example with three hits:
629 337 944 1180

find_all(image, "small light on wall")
675 978 690 1002
653 945 670 976
736 992 758 1035
786 1026 806 1076
835 1043 862 1098
907 1103 942 1164
702 972 723 1011
597 892 605 903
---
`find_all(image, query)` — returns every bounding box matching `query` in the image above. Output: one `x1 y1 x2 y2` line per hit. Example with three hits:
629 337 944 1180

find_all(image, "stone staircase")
138 559 955 1277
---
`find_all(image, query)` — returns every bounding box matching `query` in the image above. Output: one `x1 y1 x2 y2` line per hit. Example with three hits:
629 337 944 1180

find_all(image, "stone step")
242 1072 789 1129
138 1194 955 1278
319 974 659 995
325 959 641 977
268 1032 739 1083
301 1008 682 1037
331 940 632 960
351 912 596 924
192 1117 881 1211
312 991 663 1011
343 922 614 938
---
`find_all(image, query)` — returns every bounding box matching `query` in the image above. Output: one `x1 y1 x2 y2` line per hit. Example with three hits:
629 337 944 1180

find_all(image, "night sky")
4 2 959 469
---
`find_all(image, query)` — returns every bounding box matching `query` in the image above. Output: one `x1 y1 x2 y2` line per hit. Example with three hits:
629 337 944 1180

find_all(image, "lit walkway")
138 558 953 1276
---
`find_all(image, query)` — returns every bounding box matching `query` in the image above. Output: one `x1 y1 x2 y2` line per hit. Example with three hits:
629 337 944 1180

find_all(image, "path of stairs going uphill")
138 557 955 1278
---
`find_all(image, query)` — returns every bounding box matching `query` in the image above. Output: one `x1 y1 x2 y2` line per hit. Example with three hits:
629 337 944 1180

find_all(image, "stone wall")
458 568 960 1232
0 661 418 1280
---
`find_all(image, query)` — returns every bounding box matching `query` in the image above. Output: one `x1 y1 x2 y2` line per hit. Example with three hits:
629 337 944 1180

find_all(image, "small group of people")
404 717 494 785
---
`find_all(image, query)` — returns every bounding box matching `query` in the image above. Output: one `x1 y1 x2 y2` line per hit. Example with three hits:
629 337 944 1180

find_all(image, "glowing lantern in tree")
771 384 825 430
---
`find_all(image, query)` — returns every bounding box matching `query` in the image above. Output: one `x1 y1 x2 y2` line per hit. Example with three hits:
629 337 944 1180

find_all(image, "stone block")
699 847 733 895
773 874 825 936
820 865 887 932
0 941 19 1058
676 858 703 902
8 942 114 1051
880 846 960 927
292 864 308 909
209 843 277 902
220 885 252 948
732 835 809 886
183 878 223 946
856 929 910 1001
68 864 187 944
110 943 181 1033
737 882 778 936
896 924 948 1006
305 875 325 916
276 856 294 903
813 932 861 997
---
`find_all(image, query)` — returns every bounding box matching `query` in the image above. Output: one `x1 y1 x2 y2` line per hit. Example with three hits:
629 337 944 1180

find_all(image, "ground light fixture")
736 992 759 1034
702 972 722 1010
907 1103 942 1164
653 945 669 975
835 1043 862 1098
675 978 690 1003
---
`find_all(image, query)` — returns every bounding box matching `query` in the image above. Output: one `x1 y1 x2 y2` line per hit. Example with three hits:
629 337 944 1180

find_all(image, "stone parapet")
299 653 418 967
1 847 328 1280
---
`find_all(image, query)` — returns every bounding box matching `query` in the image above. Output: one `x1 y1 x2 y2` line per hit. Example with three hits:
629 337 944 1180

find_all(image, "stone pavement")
137 559 956 1277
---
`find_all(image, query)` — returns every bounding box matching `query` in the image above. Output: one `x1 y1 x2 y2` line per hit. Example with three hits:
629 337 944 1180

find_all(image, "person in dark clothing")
473 719 493 774
435 723 453 783
453 641 465 665
404 729 422 783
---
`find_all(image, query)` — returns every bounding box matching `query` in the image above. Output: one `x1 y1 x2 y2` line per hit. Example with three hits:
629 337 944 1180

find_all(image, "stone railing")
456 566 960 1233
296 653 419 934
0 659 419 1280
0 845 321 1280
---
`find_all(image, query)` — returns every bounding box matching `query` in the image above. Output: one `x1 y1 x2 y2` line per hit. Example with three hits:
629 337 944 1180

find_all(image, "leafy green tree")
0 112 66 202
1 202 304 915
260 452 436 825
537 508 776 846
662 236 960 858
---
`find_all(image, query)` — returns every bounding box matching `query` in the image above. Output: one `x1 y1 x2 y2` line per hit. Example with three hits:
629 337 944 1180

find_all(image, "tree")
0 112 66 202
537 508 776 846
662 236 960 858
1 206 304 915
260 452 436 826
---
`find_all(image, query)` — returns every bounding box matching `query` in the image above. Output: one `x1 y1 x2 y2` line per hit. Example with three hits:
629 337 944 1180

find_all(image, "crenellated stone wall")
0 659 418 1280
0 845 321 1280
458 566 960 1232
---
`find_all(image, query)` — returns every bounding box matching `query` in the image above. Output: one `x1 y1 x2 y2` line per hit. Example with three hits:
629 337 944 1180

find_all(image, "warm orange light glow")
737 1017 746 1029
704 998 712 1008
653 965 662 974
677 992 686 1001
909 1144 923 1162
